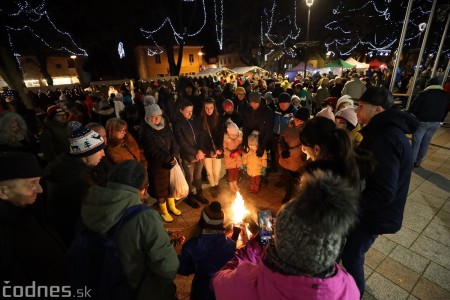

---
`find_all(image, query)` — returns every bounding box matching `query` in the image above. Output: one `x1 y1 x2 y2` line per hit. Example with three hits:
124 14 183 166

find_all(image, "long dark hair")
200 98 219 132
300 117 370 188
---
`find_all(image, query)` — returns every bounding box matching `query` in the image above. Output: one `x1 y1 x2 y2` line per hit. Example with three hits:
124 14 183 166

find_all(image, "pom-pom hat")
69 127 105 157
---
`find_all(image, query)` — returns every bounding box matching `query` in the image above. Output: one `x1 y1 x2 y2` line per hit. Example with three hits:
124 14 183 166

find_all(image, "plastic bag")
170 162 189 200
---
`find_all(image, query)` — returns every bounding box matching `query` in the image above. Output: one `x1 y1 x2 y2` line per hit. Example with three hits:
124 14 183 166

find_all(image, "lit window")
189 54 194 63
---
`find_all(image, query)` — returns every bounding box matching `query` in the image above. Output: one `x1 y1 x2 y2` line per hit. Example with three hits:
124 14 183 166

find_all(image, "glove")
241 165 247 173
281 149 290 159
256 147 265 157
261 167 267 176
230 149 242 159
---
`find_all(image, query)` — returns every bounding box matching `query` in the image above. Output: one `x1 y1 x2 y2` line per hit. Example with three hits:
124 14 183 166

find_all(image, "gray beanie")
274 170 359 275
145 104 162 117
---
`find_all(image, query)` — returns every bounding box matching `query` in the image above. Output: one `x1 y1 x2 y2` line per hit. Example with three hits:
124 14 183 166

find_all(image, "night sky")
2 0 448 80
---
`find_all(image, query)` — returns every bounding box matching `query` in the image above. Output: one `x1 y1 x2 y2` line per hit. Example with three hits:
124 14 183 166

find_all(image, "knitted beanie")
315 106 335 122
145 103 163 117
275 170 359 275
278 92 291 103
199 201 225 230
294 107 310 121
69 126 105 157
336 95 354 110
47 105 65 119
248 92 262 103
335 106 358 127
227 122 239 136
143 95 156 106
222 99 234 110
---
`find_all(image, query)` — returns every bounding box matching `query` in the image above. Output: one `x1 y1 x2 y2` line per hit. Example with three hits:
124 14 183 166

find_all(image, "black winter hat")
359 86 393 109
0 152 43 181
278 92 291 103
294 108 310 121
248 92 262 103
271 87 284 99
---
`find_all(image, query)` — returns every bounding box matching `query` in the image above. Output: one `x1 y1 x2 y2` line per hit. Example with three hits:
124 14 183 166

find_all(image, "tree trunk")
36 53 53 86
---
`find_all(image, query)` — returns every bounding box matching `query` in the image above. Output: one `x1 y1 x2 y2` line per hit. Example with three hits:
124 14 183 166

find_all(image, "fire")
231 192 249 224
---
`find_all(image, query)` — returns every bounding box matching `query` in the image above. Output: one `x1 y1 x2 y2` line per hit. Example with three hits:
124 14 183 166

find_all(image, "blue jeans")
412 122 440 164
341 227 378 297
182 159 204 194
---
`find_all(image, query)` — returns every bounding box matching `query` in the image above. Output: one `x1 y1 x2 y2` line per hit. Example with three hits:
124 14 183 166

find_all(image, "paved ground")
163 118 450 300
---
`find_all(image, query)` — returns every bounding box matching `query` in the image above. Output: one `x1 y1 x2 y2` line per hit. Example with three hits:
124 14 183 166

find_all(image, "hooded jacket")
81 182 179 299
408 85 450 122
358 109 419 234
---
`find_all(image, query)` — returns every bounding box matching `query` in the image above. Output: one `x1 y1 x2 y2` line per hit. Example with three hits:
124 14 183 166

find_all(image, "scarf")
145 116 165 131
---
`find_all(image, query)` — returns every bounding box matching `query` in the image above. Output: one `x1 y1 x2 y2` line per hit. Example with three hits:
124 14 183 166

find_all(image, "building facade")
135 45 206 79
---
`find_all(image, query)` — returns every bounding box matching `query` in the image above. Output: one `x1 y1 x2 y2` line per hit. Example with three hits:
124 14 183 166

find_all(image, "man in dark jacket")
242 92 274 157
0 152 67 285
408 77 450 167
341 86 419 296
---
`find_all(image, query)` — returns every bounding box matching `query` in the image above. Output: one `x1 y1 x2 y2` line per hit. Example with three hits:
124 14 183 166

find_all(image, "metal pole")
406 0 437 110
389 0 414 92
304 7 311 78
430 11 450 79
442 58 450 86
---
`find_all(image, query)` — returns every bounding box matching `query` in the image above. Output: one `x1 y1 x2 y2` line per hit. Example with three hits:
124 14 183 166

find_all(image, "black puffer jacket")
408 85 450 122
242 102 274 151
173 117 205 163
358 109 419 234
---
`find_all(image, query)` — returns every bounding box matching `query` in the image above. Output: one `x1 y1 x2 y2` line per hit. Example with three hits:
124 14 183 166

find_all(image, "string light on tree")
213 0 224 50
5 0 88 57
325 0 432 56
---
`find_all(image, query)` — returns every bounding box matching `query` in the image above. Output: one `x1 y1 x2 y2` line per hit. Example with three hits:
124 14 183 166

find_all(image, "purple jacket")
212 237 359 300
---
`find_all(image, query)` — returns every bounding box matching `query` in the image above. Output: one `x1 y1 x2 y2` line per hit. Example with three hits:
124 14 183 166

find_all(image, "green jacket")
81 182 179 300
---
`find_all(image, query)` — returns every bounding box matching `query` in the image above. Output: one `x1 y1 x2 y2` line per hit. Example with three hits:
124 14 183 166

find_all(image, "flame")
231 192 249 224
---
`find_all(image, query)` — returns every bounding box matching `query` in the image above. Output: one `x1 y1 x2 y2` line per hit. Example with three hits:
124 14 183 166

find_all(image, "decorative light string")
6 0 88 57
213 0 223 50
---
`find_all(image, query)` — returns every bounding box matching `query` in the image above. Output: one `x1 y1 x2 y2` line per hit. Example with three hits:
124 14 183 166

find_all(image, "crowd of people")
0 67 449 299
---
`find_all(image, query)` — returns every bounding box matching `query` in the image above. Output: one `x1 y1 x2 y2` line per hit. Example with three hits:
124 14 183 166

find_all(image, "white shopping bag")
170 162 189 200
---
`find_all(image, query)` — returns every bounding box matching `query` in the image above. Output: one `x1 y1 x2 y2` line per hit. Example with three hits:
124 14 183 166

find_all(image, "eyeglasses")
118 129 127 133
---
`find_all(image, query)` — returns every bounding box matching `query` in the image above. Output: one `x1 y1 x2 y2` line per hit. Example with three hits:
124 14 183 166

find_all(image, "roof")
231 66 267 74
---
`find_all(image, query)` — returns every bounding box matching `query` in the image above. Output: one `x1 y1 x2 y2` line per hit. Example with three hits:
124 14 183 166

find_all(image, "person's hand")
261 167 267 176
281 149 290 158
256 147 265 157
196 150 205 160
216 149 223 155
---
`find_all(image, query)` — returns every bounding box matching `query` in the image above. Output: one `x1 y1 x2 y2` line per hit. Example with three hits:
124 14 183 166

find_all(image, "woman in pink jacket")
212 169 360 300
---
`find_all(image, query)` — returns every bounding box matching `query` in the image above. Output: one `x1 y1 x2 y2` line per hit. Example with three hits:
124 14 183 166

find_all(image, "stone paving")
164 118 450 300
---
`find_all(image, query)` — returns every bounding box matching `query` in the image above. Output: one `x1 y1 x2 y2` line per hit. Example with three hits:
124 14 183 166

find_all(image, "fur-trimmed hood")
0 111 27 144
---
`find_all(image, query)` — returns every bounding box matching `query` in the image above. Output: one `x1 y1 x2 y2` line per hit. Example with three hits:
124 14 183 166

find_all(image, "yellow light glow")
231 192 249 224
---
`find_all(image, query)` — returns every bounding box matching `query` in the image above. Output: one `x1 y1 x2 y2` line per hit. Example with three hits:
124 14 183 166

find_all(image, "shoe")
413 162 421 168
195 193 210 205
158 202 173 222
184 194 200 208
167 197 181 216
210 186 218 198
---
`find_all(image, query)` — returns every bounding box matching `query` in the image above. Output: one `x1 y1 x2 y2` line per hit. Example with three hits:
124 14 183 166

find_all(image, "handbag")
170 161 189 200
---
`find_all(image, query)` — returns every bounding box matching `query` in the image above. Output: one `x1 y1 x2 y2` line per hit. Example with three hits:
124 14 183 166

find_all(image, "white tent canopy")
232 66 267 75
197 67 235 77
345 57 370 70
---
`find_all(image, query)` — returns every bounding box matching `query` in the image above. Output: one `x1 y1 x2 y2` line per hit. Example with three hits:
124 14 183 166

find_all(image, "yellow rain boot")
159 202 173 222
167 197 181 216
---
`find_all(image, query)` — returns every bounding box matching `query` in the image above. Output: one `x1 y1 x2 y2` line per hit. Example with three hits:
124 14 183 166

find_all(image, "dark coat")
219 111 243 129
173 117 205 163
232 95 248 114
202 115 224 157
0 201 67 285
408 86 450 122
178 233 236 300
358 109 419 234
39 119 70 162
242 102 274 150
44 154 95 246
140 120 179 199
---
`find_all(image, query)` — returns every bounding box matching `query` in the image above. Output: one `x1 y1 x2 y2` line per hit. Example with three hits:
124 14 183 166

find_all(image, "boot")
159 202 173 222
194 191 210 205
167 197 181 216
184 193 200 209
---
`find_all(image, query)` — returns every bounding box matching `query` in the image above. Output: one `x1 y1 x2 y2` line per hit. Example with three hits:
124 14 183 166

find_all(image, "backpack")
67 204 150 300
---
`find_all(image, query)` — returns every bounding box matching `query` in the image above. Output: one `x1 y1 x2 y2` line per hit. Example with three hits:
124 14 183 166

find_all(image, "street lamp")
304 0 314 78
